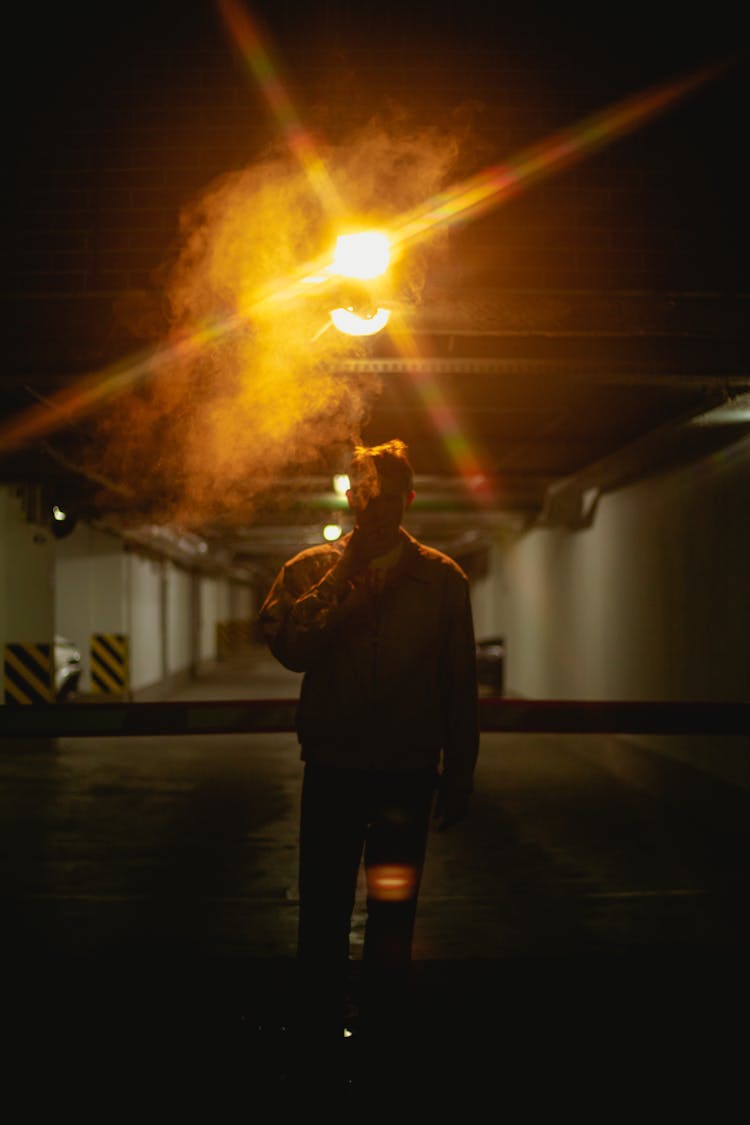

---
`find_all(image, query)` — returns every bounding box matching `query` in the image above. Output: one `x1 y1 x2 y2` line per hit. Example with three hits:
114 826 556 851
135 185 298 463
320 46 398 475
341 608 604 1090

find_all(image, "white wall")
0 487 55 645
229 581 254 620
199 575 230 663
490 435 750 786
468 541 506 641
128 553 164 692
56 534 206 694
502 442 750 702
55 536 253 694
3 497 255 700
54 522 128 690
166 562 193 677
0 487 55 702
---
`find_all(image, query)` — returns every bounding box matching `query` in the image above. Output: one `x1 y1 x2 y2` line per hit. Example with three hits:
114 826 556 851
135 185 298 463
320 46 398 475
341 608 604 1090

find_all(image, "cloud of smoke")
90 115 463 530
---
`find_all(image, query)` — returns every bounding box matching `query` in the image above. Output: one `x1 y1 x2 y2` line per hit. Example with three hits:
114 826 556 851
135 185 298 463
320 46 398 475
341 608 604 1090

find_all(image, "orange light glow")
332 231 391 280
388 62 726 258
302 230 392 336
387 310 496 504
367 864 418 902
217 0 344 217
0 12 727 526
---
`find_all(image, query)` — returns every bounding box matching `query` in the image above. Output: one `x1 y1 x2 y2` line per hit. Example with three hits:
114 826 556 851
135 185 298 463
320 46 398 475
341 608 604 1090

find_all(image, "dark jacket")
259 529 479 794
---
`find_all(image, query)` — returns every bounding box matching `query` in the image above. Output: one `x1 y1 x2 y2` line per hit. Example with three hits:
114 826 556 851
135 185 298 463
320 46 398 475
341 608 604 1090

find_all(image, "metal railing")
1 698 749 738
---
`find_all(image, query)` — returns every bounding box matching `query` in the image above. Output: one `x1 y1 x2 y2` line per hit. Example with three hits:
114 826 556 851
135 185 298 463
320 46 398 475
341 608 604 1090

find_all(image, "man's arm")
258 531 378 672
258 555 347 672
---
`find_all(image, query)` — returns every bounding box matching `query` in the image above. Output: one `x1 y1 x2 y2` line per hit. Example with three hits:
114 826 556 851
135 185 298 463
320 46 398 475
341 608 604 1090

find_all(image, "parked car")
54 634 82 700
476 636 505 696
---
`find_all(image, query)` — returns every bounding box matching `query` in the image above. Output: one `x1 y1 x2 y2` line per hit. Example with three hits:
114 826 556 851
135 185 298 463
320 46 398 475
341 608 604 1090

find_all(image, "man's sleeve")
440 575 480 797
258 554 346 672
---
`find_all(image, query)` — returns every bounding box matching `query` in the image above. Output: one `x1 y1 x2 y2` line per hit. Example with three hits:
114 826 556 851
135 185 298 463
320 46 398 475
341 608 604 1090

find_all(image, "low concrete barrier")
1 698 749 738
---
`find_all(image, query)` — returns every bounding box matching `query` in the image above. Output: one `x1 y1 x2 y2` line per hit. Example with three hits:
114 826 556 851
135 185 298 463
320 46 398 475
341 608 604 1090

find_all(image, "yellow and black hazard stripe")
91 634 129 695
4 643 53 705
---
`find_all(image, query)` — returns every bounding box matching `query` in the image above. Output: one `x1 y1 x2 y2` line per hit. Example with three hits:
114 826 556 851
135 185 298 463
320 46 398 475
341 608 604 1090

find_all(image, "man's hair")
349 439 414 495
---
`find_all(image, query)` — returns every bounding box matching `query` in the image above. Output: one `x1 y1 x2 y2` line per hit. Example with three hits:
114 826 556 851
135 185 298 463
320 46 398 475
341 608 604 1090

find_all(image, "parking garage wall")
128 553 164 693
55 535 255 696
498 437 750 788
54 522 128 693
165 562 193 681
129 558 246 695
0 487 55 704
199 576 230 665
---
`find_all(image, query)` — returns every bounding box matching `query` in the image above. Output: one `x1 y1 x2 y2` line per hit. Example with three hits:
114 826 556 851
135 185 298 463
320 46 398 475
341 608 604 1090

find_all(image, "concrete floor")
2 647 748 1103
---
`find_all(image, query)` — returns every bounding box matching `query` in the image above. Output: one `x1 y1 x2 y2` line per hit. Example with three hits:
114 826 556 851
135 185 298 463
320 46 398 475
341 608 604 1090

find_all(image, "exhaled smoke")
90 116 463 529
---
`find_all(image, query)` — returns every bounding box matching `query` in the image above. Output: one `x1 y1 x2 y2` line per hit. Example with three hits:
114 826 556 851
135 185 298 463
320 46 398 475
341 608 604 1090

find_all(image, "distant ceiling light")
330 306 391 336
691 394 750 425
332 474 350 495
50 502 78 539
323 523 343 542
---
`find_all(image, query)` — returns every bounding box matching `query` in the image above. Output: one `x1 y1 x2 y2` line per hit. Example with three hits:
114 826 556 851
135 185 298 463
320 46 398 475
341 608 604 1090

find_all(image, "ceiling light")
330 306 391 336
50 502 78 539
332 231 390 280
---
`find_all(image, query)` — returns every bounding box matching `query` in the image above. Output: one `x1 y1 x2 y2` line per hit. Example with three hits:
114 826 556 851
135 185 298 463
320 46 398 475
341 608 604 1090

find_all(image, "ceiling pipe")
538 393 750 530
339 356 750 386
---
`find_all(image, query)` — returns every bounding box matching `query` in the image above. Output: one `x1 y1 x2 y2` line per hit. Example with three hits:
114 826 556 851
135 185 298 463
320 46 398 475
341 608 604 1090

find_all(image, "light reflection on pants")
297 761 437 1042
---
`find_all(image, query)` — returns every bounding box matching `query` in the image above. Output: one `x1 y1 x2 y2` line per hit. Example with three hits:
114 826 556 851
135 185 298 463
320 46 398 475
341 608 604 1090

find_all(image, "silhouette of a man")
259 440 479 1052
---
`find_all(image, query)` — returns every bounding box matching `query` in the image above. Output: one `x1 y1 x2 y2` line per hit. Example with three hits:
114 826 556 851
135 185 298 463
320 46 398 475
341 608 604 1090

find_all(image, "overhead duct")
539 392 750 530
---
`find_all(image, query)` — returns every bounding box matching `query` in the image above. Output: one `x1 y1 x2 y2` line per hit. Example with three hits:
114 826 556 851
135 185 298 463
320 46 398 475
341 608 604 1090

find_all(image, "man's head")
346 440 415 552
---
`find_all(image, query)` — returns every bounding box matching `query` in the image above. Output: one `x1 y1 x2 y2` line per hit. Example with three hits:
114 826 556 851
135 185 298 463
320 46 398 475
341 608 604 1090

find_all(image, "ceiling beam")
339 357 750 387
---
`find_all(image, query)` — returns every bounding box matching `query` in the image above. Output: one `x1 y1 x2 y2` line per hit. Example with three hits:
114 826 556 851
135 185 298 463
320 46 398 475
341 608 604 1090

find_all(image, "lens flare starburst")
0 0 729 521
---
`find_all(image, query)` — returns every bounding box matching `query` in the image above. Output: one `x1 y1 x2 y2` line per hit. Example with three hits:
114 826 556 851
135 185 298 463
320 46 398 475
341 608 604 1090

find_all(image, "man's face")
348 469 414 551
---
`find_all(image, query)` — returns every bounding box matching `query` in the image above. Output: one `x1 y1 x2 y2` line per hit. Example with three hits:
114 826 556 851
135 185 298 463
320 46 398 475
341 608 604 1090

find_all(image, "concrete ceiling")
3 3 749 575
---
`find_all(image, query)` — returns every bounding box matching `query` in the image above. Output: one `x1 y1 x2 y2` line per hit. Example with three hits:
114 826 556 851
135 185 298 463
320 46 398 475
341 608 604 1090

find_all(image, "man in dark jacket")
259 439 479 1051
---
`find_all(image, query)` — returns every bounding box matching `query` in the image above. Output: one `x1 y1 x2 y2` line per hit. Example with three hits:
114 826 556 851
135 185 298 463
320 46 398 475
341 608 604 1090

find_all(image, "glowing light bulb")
323 523 343 542
305 230 392 336
332 474 350 495
332 231 390 280
52 505 67 522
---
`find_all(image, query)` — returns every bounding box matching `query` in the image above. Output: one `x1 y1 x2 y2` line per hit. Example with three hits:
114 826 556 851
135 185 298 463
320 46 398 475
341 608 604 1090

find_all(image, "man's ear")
405 490 415 511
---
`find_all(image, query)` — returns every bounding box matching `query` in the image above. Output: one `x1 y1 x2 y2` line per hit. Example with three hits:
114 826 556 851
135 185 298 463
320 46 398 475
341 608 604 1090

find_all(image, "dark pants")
296 761 437 1042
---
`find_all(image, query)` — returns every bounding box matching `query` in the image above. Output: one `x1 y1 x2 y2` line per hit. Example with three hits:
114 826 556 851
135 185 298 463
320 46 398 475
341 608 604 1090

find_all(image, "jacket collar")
335 528 431 584
396 529 432 583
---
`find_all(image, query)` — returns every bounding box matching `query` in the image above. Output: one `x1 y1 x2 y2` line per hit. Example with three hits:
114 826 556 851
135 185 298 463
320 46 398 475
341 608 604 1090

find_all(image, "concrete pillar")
0 486 55 703
54 521 128 693
199 574 232 663
165 561 193 679
128 552 164 693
